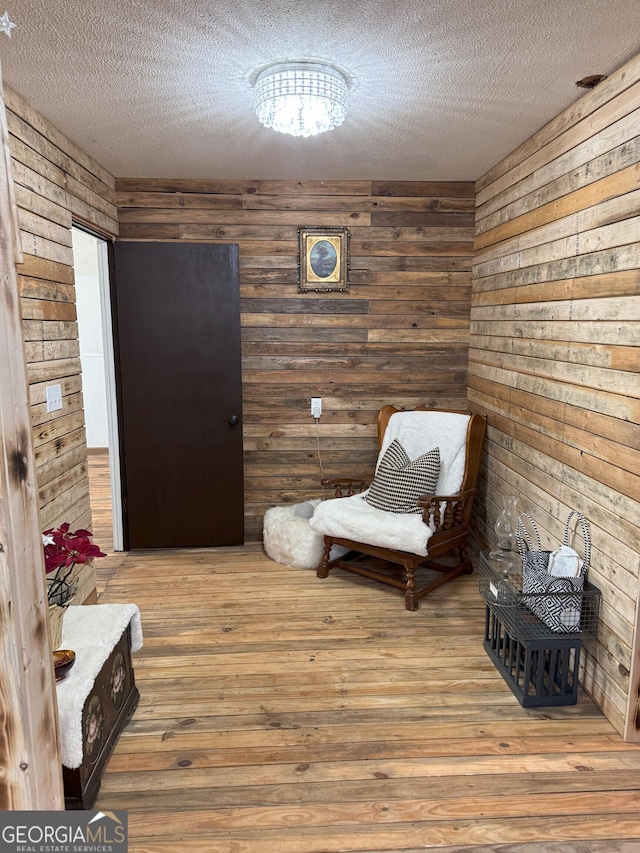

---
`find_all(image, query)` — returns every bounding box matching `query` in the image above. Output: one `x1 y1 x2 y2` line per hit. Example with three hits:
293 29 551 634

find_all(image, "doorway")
72 226 123 551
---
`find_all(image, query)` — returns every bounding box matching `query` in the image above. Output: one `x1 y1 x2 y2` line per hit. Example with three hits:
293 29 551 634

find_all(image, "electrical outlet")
311 397 322 418
46 384 63 412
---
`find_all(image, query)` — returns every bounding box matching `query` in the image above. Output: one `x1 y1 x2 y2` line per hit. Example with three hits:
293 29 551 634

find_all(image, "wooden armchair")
309 406 487 610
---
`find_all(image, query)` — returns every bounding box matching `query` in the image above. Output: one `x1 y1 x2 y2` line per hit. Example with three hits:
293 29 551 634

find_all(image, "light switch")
46 384 63 412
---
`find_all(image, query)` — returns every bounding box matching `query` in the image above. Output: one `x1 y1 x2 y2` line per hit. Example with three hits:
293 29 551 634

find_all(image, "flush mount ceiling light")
254 61 348 138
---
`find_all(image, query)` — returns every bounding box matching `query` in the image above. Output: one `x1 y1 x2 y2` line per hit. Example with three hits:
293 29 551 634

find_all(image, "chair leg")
317 537 333 578
404 561 419 611
459 545 473 574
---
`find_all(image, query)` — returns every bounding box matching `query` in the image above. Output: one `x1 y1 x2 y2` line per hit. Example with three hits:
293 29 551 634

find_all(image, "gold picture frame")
298 226 350 292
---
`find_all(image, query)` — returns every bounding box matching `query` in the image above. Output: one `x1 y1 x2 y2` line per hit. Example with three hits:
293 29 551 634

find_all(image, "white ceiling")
2 0 640 182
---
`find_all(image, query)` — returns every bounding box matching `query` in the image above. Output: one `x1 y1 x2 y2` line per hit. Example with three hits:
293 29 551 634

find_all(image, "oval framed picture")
298 226 349 292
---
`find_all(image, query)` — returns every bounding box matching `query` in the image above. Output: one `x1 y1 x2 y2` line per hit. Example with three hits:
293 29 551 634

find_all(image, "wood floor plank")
101 751 640 791
106 814 640 853
123 791 640 835
91 768 640 811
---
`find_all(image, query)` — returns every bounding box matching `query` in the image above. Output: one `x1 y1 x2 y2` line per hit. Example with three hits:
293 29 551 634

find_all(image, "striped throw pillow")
364 439 441 514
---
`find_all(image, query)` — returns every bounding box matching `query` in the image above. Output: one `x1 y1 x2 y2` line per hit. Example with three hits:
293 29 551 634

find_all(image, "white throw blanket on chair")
310 411 470 556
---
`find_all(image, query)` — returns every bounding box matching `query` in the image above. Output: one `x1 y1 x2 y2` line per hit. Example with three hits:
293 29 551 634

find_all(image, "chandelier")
254 62 348 138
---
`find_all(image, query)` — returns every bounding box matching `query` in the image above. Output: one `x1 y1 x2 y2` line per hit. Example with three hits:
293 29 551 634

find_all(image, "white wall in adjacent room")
73 228 109 449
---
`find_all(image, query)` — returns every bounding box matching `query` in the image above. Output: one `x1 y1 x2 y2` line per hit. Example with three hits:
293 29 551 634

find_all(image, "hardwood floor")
87 455 640 852
86 451 120 593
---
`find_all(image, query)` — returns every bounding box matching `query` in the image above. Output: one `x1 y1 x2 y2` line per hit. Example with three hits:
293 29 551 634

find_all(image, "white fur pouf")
263 500 346 570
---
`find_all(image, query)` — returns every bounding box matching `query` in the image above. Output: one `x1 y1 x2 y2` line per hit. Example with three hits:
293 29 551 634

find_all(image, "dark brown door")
112 241 243 548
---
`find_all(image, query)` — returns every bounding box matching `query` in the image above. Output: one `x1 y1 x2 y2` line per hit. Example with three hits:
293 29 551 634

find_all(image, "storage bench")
56 604 142 809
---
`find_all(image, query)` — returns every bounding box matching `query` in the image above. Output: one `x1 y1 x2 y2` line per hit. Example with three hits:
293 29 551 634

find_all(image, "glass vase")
494 494 518 551
489 494 520 581
47 603 65 650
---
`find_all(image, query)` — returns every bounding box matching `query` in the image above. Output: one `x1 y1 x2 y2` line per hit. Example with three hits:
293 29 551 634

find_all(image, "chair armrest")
321 476 370 498
417 488 476 531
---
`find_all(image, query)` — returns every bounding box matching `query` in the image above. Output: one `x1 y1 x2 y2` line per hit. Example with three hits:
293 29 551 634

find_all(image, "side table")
56 603 142 809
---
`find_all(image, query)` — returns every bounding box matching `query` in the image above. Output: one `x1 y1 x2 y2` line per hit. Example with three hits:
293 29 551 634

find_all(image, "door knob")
228 415 239 426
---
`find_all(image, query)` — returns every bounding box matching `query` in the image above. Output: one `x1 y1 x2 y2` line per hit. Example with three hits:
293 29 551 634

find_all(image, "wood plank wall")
116 180 475 540
0 77 63 810
6 86 119 534
469 53 640 740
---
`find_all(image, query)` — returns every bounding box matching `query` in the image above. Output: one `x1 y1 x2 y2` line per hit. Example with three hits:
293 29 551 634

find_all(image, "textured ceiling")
1 0 640 181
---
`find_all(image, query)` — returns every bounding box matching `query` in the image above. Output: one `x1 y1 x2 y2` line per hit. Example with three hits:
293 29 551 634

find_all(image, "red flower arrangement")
43 523 106 605
43 523 105 574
